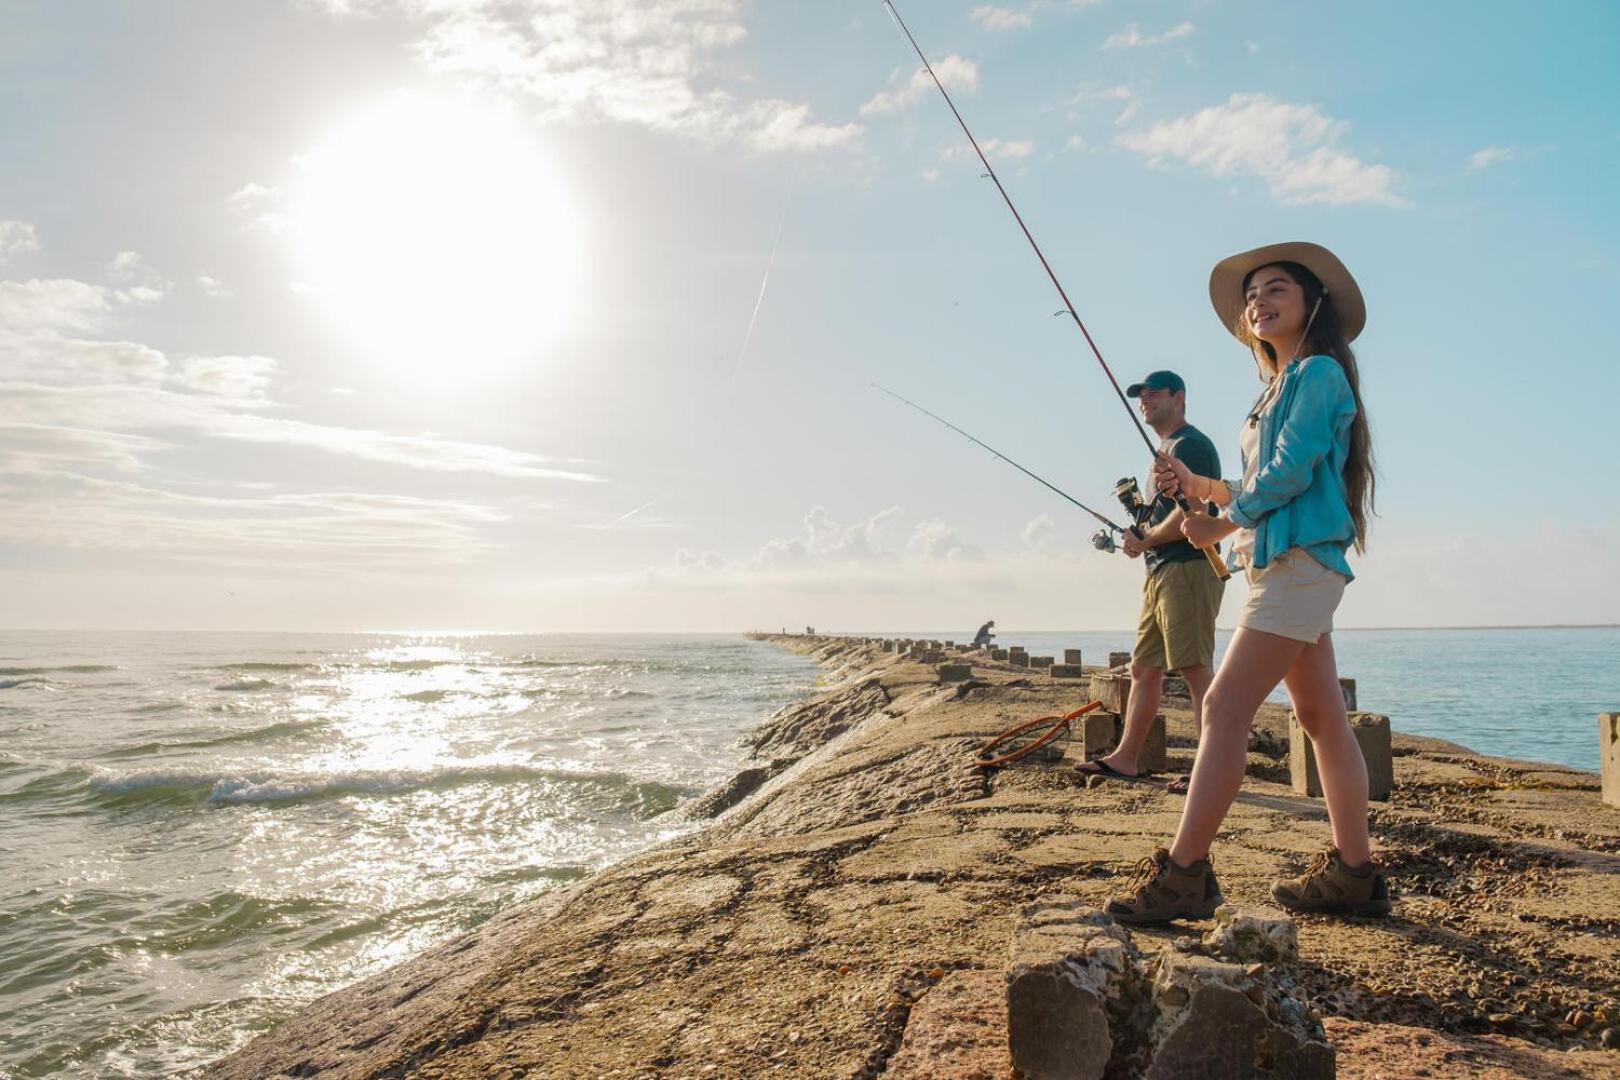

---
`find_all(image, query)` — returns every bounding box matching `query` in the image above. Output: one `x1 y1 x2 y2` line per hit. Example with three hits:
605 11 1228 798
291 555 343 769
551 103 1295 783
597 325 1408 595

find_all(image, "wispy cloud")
1468 144 1517 170
0 220 41 263
943 136 1036 163
861 55 980 115
970 5 1036 31
1102 21 1194 49
0 270 601 482
311 0 861 153
968 0 1103 31
1117 93 1408 207
0 471 508 571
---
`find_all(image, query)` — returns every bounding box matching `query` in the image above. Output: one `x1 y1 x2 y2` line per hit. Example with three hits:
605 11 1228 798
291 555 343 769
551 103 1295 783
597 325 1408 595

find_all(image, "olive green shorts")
1133 559 1225 671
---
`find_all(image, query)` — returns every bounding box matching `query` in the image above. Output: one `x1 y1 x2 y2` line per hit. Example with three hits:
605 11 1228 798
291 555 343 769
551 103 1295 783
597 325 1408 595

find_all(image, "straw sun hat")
1209 241 1365 343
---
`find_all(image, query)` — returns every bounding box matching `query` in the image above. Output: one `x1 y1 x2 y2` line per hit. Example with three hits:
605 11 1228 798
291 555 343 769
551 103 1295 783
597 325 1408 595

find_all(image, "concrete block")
1090 672 1131 716
1602 713 1620 809
1009 645 1027 656
1339 677 1357 711
938 663 973 683
991 648 1009 662
1109 651 1133 668
1011 653 1031 668
944 640 955 648
1049 664 1085 679
1082 711 1119 758
1031 656 1054 668
1064 648 1083 666
882 641 896 652
1140 714 1167 774
1290 711 1393 801
1006 899 1138 1080
918 649 945 664
1145 954 1333 1080
1162 675 1189 698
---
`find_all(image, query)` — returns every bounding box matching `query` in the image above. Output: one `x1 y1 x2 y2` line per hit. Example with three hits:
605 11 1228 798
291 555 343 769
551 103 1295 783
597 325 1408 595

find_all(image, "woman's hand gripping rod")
878 0 1230 582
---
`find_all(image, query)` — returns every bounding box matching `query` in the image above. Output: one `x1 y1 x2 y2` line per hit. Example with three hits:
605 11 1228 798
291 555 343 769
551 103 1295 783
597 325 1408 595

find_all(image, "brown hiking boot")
1105 847 1224 925
1271 847 1392 917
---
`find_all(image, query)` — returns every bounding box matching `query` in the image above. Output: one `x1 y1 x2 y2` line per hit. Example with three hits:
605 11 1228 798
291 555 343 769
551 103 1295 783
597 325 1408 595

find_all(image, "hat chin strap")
1250 291 1326 381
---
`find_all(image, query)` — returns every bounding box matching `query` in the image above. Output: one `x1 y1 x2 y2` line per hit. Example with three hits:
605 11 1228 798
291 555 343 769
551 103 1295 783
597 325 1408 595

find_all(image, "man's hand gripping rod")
878 0 1229 581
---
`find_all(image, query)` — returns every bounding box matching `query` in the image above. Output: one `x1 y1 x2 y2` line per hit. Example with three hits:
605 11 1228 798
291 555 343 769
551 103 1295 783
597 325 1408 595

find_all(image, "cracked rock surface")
205 635 1620 1079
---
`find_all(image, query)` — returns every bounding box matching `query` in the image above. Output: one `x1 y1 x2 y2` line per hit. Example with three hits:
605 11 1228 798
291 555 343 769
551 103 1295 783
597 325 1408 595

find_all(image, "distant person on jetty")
1107 242 1389 923
972 620 996 647
1075 370 1222 794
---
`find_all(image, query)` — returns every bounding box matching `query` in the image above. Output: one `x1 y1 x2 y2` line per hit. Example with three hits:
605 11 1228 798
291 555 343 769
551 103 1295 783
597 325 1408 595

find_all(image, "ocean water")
0 632 819 1079
924 626 1616 771
1 628 1610 1077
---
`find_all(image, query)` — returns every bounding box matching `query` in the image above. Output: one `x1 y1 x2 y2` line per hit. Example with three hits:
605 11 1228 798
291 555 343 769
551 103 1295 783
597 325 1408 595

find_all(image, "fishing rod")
877 0 1230 582
872 383 1132 555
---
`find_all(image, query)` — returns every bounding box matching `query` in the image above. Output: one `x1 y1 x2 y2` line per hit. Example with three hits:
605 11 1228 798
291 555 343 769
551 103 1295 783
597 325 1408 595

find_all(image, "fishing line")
872 383 1127 535
877 0 1229 581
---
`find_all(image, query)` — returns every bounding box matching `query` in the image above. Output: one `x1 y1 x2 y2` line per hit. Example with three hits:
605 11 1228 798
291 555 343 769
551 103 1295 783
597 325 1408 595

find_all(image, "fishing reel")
1113 476 1152 528
1090 528 1118 554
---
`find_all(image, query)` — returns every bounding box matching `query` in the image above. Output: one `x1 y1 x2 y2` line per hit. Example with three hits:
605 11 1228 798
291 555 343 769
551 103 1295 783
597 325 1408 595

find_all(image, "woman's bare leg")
1168 627 1304 866
1282 632 1371 866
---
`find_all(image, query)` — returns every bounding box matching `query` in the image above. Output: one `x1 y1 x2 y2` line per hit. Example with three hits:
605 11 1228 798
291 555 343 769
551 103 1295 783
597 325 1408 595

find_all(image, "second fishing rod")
879 0 1230 582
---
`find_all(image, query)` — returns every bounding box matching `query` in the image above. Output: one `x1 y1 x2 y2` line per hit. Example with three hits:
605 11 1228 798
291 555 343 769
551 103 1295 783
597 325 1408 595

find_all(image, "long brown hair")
1237 261 1376 552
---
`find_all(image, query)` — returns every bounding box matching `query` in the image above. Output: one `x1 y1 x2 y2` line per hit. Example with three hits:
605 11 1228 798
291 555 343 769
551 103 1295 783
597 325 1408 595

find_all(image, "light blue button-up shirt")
1223 354 1358 582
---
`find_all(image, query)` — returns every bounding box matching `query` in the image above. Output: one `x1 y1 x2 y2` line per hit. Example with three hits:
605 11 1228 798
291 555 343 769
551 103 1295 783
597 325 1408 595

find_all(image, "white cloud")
861 55 980 115
1245 41 1261 55
174 355 278 399
1022 513 1056 552
907 518 984 561
311 0 860 153
1117 92 1408 207
0 270 602 483
0 220 41 263
196 275 233 299
942 137 1036 163
1468 144 1517 170
0 471 507 571
105 251 172 303
228 182 286 232
971 5 1035 30
1102 21 1194 49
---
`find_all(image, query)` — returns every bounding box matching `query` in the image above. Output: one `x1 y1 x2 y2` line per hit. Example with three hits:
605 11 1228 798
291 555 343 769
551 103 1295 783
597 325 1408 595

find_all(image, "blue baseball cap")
1125 370 1185 397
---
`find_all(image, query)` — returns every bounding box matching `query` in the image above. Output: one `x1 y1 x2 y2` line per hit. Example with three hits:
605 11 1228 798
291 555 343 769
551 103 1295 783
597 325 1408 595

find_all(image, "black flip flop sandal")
1074 758 1154 784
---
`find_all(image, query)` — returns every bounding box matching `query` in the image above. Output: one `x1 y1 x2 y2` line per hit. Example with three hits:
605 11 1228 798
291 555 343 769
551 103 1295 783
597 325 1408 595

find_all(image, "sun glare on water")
290 91 583 379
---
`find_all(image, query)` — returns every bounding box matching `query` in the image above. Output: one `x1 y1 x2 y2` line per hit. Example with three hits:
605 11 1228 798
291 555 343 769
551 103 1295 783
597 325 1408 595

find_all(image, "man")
972 620 996 648
1076 370 1223 792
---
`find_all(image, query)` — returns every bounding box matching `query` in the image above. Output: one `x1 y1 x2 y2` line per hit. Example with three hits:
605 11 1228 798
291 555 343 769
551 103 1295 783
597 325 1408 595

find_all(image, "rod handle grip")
1173 492 1232 582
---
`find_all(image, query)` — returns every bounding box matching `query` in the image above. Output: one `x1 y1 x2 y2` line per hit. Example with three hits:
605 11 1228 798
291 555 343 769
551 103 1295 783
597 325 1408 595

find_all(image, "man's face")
1136 387 1182 426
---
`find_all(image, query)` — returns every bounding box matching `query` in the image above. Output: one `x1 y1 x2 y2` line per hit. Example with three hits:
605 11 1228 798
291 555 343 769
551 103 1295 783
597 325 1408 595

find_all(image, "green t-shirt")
1142 423 1222 576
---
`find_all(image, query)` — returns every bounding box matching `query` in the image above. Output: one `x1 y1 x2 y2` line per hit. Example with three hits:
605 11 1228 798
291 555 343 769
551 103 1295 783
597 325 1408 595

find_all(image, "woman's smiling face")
1243 263 1307 347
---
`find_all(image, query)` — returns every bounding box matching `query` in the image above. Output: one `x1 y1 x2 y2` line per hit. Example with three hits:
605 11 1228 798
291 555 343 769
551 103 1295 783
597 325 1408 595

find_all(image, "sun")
289 90 584 379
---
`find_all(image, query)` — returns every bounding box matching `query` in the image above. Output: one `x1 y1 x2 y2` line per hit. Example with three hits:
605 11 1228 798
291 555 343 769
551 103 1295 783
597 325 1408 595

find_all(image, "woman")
1105 241 1388 923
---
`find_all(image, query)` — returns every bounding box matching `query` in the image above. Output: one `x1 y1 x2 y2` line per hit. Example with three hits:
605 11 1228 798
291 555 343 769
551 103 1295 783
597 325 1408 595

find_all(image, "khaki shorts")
1133 559 1225 671
1237 547 1348 644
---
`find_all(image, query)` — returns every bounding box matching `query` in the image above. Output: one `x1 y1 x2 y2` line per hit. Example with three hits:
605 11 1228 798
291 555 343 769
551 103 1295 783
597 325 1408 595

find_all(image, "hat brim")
1209 241 1365 344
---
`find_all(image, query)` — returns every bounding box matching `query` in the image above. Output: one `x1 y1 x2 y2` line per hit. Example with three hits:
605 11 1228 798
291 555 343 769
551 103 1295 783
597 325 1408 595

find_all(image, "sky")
3 0 1618 633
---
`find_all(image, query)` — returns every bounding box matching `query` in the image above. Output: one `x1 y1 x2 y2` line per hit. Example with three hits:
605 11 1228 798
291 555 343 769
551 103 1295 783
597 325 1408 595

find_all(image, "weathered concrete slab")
1006 899 1137 1080
1290 711 1393 801
884 970 1007 1080
1050 664 1085 679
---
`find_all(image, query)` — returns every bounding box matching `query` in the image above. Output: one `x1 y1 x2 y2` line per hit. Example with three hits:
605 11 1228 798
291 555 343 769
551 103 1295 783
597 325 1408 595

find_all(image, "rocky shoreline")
206 635 1619 1078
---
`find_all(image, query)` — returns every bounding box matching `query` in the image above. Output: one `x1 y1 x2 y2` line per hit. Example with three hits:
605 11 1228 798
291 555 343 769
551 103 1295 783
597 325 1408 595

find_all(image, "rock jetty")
207 635 1619 1078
